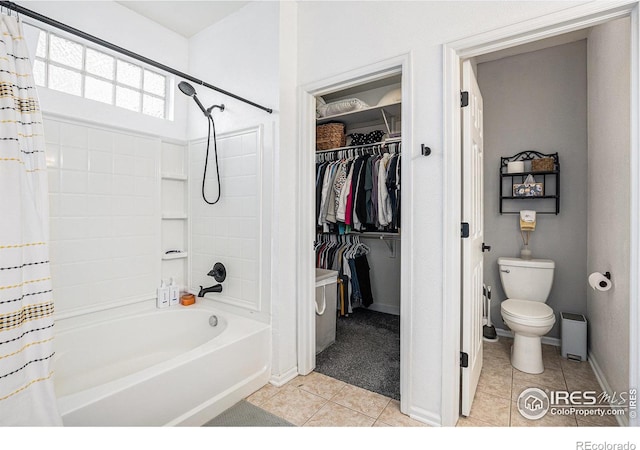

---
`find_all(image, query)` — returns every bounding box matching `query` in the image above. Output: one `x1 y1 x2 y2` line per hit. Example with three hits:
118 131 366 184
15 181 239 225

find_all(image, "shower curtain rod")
0 1 273 114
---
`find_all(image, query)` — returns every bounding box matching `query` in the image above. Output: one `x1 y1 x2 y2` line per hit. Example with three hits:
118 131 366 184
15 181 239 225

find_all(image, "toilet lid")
501 299 554 320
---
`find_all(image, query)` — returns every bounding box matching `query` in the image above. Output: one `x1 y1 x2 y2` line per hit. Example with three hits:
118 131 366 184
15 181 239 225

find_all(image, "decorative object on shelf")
532 157 555 172
316 97 369 118
507 161 524 173
519 210 536 260
513 174 544 197
349 130 385 146
316 122 346 150
377 87 401 106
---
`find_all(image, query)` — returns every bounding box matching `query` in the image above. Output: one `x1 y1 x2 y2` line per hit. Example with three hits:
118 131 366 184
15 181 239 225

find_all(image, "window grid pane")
49 34 83 70
116 85 141 112
143 70 166 97
116 60 142 88
33 60 46 86
86 48 115 80
49 65 82 96
35 29 47 58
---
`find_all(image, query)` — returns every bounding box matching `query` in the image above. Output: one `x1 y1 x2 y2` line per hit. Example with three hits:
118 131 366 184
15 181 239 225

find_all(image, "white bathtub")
53 300 271 426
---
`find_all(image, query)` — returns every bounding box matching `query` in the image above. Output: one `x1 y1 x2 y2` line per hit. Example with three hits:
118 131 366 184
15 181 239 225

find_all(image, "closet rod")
315 140 401 154
0 1 273 114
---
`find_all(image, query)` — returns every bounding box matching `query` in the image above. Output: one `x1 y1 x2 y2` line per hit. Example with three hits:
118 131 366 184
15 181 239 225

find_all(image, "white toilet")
498 257 556 374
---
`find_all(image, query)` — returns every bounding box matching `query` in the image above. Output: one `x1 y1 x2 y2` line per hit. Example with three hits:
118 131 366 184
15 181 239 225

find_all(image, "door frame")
442 1 640 427
297 53 413 413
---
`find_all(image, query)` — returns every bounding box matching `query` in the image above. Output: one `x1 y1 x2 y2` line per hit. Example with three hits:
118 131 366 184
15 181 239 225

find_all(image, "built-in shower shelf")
162 252 188 260
162 213 188 220
161 173 188 181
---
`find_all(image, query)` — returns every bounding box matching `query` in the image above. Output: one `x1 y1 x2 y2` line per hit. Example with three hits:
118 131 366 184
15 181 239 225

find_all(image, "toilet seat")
501 299 555 326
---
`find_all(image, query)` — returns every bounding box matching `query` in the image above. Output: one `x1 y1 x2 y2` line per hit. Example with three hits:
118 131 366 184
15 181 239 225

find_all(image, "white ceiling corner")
116 1 250 38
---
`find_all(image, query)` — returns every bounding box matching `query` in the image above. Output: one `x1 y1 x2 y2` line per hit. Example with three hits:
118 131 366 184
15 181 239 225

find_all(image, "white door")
461 60 485 417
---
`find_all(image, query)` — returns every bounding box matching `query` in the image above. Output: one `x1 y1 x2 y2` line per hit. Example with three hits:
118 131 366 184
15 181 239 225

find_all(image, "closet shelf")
316 101 401 129
501 195 557 200
318 231 400 240
315 137 401 154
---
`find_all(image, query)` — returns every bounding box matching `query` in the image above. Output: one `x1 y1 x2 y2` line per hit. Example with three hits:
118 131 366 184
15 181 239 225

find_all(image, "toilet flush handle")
500 268 510 273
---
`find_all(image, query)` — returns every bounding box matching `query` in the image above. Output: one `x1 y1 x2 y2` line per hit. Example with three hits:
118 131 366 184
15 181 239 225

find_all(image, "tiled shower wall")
190 127 260 312
44 116 161 314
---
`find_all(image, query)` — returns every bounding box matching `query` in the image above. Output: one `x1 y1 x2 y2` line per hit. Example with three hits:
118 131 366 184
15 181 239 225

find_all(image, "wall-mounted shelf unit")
499 151 560 215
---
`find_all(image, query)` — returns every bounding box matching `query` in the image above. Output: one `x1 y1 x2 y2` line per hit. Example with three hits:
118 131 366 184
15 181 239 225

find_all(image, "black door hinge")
460 352 469 368
461 91 469 108
461 222 470 238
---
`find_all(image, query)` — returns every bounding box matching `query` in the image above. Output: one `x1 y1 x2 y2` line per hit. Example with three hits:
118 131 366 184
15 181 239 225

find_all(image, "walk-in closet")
313 73 402 400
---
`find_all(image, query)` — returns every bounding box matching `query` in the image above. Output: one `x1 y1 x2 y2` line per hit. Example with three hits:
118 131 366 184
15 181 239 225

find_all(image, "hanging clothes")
315 235 373 316
0 14 62 426
315 143 401 234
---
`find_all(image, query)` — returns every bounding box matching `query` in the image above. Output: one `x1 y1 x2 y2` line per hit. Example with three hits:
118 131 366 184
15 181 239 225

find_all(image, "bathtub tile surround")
190 128 262 313
46 117 164 314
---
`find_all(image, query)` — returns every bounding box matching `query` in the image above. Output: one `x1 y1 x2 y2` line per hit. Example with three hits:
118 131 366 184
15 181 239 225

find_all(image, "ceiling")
116 1 250 38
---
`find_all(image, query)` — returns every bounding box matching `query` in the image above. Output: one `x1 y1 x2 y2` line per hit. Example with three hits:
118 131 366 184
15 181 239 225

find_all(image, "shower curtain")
0 14 61 425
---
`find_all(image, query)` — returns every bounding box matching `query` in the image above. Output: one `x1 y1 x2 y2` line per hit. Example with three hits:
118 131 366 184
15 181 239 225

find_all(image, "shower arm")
0 1 273 114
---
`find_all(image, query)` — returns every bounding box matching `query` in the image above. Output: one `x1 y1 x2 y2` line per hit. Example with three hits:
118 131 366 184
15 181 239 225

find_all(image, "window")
27 24 168 119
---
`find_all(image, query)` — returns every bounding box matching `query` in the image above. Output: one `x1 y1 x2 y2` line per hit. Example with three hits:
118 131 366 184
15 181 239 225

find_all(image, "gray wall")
587 18 630 399
478 40 588 338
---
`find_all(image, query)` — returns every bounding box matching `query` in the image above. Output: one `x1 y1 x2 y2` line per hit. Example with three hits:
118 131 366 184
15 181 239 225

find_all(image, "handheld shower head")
178 81 209 117
178 81 196 97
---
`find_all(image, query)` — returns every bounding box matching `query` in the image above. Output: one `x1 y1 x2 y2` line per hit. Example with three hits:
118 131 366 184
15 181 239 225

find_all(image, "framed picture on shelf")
513 182 544 197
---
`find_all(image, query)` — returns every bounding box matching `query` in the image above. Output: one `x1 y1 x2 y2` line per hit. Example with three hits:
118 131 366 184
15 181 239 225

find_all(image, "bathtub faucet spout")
198 284 223 297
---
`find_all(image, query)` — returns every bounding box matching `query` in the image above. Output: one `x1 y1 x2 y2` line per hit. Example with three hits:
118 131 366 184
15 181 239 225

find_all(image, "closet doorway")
298 56 412 410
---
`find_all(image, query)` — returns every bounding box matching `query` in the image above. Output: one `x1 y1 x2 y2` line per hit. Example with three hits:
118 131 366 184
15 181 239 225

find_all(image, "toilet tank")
498 257 555 302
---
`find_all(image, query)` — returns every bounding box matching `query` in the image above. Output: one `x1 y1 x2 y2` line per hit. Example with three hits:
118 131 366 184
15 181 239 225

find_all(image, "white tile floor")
458 337 620 427
240 337 619 427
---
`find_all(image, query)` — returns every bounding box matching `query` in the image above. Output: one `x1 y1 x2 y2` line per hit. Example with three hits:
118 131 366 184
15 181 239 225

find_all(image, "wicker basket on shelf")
316 123 346 151
531 157 555 172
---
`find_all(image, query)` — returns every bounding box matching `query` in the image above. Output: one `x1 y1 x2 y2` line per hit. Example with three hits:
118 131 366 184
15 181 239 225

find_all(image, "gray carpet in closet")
315 308 400 400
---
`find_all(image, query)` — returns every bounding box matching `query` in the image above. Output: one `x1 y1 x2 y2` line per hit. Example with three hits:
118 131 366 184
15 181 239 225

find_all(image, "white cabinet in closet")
161 142 188 288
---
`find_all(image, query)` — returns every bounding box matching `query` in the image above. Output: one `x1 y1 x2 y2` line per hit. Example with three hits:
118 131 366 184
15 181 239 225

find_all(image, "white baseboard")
588 351 629 427
269 366 299 387
495 327 561 347
406 405 442 427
